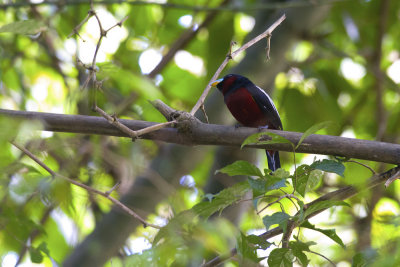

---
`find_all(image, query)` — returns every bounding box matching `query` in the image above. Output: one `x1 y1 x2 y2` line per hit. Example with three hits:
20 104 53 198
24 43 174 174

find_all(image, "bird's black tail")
266 150 281 172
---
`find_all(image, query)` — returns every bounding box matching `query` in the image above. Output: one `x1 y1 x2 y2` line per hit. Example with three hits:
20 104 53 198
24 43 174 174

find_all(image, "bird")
212 74 283 172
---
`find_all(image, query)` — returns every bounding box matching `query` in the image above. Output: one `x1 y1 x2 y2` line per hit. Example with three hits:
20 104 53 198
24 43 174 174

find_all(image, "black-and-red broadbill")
212 74 283 171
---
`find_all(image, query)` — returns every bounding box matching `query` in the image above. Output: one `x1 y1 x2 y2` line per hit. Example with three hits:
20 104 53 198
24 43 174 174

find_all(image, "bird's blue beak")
211 78 223 87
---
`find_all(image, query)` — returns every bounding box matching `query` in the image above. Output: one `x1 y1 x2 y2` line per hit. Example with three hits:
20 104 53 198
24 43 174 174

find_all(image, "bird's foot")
257 125 269 132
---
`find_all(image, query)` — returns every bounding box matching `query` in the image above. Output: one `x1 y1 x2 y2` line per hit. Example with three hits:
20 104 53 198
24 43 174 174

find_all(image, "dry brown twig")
70 7 285 139
93 106 175 140
11 141 161 229
190 14 286 116
70 2 175 140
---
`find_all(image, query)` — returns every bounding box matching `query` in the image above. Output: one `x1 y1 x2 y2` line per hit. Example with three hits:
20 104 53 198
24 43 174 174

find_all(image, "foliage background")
0 0 400 266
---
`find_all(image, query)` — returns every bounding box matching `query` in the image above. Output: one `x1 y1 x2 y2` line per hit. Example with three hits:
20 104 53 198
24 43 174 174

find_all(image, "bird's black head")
211 74 252 95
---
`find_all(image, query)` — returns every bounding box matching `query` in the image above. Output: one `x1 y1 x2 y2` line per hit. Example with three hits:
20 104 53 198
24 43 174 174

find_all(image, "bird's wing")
247 84 283 130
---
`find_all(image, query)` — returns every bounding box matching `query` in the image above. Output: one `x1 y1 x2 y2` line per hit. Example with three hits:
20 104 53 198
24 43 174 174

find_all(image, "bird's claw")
257 125 269 132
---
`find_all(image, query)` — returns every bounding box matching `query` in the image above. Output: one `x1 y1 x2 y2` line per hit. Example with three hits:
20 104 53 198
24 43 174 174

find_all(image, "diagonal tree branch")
190 14 286 116
1 108 399 164
11 141 161 229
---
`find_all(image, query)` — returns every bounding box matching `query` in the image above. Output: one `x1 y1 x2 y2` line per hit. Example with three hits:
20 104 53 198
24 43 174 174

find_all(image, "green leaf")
303 200 349 219
246 234 272 250
0 20 47 35
352 250 377 267
241 132 294 149
352 253 367 267
267 248 294 267
295 168 323 197
310 159 345 177
300 221 345 248
192 182 250 218
247 178 266 192
296 121 333 149
237 233 269 262
262 212 290 232
292 249 308 267
266 177 287 190
216 160 263 178
153 210 195 245
289 240 315 266
29 246 44 263
37 242 50 256
247 177 286 194
273 168 291 179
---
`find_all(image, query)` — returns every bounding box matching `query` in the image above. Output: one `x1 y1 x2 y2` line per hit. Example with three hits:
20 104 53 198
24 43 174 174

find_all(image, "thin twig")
265 33 271 60
135 121 176 136
67 9 94 39
373 0 390 141
384 169 400 187
257 193 300 214
291 145 297 194
346 159 376 175
190 14 286 116
11 141 161 229
200 105 209 124
94 106 138 139
74 6 174 139
307 250 337 267
105 181 121 195
95 106 176 140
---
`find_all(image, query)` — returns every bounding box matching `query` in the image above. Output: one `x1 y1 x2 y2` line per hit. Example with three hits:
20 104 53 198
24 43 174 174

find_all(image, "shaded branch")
1 108 400 164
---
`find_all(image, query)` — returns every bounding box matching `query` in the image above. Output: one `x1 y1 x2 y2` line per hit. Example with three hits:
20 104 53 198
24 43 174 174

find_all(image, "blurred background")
0 0 400 266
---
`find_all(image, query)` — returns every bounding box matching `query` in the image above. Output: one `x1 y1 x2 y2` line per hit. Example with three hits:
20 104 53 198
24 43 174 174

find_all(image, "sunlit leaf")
191 182 250 218
153 210 195 245
295 168 323 197
267 248 294 267
352 252 367 267
247 177 287 194
295 121 333 149
247 178 266 192
241 132 294 149
216 160 263 178
352 250 377 267
0 20 47 35
29 248 43 263
289 240 315 266
262 212 290 232
300 221 345 248
237 232 269 262
273 168 291 179
311 159 345 177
